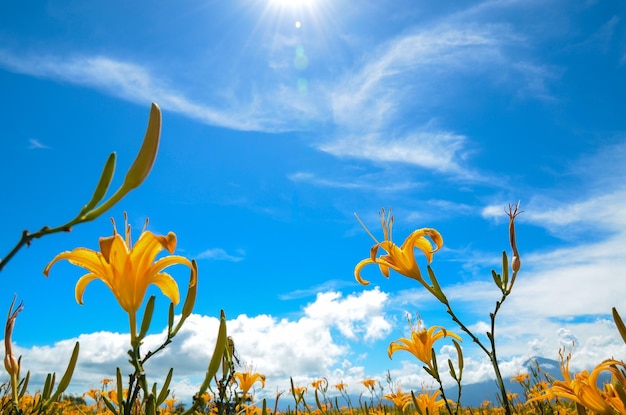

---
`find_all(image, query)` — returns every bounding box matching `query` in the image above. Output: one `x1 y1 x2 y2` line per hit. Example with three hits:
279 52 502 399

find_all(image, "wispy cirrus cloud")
321 19 555 178
288 171 421 192
197 247 245 262
0 51 298 133
319 131 471 176
0 2 558 181
27 138 51 149
482 138 626 238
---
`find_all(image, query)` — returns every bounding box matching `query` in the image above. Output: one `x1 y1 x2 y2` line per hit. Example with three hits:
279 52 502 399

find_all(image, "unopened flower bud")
4 296 24 382
121 103 161 191
3 354 18 378
507 202 523 273
512 255 521 273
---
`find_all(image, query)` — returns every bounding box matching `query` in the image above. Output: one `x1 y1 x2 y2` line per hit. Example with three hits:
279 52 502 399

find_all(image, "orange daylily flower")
311 378 328 391
527 348 626 415
44 215 196 339
412 389 450 414
163 397 178 413
360 379 377 390
354 209 443 298
291 385 308 405
510 372 530 385
383 388 413 411
333 381 347 392
234 370 266 398
388 319 461 371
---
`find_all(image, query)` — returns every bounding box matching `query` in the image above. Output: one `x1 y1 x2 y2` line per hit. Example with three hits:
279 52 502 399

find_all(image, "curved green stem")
1 102 161 274
442 294 512 415
427 355 456 415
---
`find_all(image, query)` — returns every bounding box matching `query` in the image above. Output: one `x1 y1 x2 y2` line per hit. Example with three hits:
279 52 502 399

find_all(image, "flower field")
2 103 625 415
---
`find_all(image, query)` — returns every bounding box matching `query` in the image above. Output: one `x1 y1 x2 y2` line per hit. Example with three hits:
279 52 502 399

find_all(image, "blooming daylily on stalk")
234 370 266 398
360 379 377 390
311 378 328 392
383 389 413 411
333 382 347 392
44 215 197 341
354 208 444 300
388 319 461 372
526 348 626 414
412 389 450 415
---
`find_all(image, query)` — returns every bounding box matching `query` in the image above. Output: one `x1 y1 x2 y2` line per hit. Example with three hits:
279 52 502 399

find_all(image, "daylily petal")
75 273 108 305
44 248 107 277
378 262 391 278
149 255 194 285
355 259 374 285
150 272 180 305
132 231 177 273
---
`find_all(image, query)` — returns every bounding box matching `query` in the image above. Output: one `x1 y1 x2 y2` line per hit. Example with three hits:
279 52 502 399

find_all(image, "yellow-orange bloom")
234 370 266 397
383 389 413 411
334 381 347 392
44 216 196 338
510 372 530 385
388 320 461 371
354 209 443 287
240 404 262 415
83 388 100 402
291 386 308 404
311 378 327 391
105 388 127 406
360 379 377 390
412 389 449 414
527 349 626 415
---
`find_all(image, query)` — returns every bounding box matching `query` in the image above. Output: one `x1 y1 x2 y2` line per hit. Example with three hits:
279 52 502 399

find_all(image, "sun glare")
267 0 320 18
270 0 316 6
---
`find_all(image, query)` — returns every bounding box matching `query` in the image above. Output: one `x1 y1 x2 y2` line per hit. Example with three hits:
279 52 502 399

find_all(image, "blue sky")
1 0 626 405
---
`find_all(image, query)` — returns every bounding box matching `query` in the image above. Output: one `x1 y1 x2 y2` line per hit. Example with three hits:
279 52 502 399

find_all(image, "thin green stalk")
441 291 512 415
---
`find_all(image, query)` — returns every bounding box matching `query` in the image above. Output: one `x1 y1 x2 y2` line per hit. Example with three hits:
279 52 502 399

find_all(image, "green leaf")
45 342 80 405
42 373 53 400
102 395 118 414
146 393 157 415
80 152 116 215
116 367 125 409
430 348 439 373
18 370 30 398
501 251 509 289
314 389 324 413
448 358 457 380
174 260 198 335
491 270 502 290
122 103 161 191
197 310 228 395
410 391 424 415
168 303 175 334
139 296 156 339
613 307 626 344
157 368 174 406
427 266 448 304
453 339 464 374
423 366 436 379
